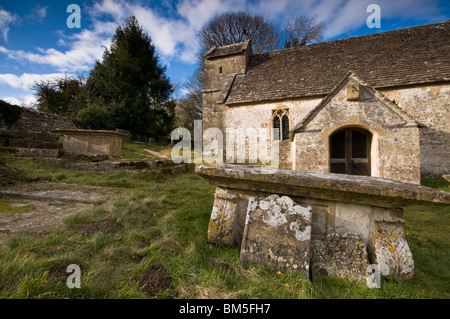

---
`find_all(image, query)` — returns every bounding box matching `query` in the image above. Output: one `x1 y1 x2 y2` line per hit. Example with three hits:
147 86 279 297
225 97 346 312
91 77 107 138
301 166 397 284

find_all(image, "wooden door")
329 128 371 176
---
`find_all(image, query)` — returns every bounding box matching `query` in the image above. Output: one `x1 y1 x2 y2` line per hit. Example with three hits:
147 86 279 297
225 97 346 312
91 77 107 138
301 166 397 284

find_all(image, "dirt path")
143 149 169 159
0 182 123 244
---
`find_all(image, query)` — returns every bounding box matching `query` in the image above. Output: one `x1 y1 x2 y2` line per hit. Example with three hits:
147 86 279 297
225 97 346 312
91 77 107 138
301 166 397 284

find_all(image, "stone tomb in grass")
196 164 450 281
55 129 127 158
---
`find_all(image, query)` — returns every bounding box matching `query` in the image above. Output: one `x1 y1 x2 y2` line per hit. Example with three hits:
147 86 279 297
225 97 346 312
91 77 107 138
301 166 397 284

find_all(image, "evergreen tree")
86 16 174 140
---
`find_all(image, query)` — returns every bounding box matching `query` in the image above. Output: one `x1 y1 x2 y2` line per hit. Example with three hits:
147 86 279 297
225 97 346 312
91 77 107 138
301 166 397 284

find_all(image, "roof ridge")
204 39 250 59
217 39 249 48
251 20 450 58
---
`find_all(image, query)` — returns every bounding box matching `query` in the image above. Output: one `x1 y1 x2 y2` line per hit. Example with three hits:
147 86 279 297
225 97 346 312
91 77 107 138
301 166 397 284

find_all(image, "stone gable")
293 72 421 184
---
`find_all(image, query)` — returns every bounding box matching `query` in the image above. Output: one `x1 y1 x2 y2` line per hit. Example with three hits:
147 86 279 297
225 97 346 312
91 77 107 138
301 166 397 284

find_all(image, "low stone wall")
33 157 195 174
0 103 77 133
196 164 449 281
0 130 61 149
69 159 195 173
0 102 77 150
0 146 62 158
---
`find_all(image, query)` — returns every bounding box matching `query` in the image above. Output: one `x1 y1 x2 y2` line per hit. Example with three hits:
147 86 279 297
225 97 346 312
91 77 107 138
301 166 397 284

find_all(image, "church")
202 21 449 184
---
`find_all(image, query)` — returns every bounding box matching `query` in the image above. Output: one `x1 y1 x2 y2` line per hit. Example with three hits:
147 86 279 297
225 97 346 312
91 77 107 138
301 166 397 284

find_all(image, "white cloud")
0 9 18 41
177 0 240 29
131 7 178 57
311 0 444 39
28 5 48 23
92 0 127 21
88 0 245 64
0 26 112 72
0 73 72 91
36 6 48 20
0 0 446 78
3 95 37 108
175 0 246 62
320 0 370 38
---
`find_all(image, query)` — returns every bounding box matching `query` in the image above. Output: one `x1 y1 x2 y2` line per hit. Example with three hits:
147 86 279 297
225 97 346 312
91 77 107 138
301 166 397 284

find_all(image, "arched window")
329 128 372 176
272 109 290 141
273 116 281 140
282 115 289 140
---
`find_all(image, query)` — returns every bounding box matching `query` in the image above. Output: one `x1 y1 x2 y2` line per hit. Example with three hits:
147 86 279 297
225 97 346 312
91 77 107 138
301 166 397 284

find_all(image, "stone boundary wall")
0 103 77 133
33 157 195 174
0 102 77 150
0 130 62 149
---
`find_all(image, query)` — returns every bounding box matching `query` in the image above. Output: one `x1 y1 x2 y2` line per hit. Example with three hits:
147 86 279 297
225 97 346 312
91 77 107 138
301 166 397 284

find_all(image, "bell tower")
202 40 252 138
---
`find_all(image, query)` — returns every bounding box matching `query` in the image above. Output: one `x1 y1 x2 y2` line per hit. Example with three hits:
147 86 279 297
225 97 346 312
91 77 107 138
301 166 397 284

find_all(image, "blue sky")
0 0 448 106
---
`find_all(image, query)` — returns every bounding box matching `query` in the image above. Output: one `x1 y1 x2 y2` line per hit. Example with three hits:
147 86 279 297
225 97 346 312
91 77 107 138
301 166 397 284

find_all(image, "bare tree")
283 15 326 48
199 11 280 57
186 12 280 125
183 12 325 130
175 68 203 134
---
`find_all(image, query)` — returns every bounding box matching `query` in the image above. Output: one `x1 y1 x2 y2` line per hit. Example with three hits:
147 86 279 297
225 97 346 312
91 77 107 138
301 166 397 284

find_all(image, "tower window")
219 67 223 74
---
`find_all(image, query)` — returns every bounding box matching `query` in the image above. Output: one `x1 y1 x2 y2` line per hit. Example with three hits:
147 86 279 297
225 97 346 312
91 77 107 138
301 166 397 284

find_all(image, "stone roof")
204 40 251 59
224 22 450 105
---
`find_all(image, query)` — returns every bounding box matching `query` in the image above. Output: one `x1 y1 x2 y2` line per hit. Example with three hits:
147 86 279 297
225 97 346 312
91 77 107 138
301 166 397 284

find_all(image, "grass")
0 199 34 214
402 177 450 298
0 153 448 299
121 142 173 160
121 142 161 160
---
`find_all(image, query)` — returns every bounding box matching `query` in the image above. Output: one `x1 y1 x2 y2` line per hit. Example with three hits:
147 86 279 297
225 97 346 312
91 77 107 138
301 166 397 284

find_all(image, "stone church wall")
222 98 320 168
216 82 447 180
381 84 450 177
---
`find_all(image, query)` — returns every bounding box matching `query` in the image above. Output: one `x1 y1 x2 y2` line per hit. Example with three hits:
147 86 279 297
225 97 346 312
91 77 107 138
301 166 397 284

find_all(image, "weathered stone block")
207 187 248 246
240 195 312 277
311 233 370 281
334 202 371 244
369 220 414 280
196 164 450 208
310 202 334 236
346 83 360 101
